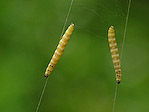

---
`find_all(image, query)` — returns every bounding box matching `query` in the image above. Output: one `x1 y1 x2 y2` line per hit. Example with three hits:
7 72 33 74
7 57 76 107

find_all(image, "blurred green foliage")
0 0 149 112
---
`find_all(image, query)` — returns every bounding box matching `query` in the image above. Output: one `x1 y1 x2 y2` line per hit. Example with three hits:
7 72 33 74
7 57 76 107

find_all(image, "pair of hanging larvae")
45 24 121 84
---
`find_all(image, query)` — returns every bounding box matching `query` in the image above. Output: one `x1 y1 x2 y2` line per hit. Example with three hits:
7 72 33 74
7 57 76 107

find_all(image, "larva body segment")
108 26 121 84
45 23 74 77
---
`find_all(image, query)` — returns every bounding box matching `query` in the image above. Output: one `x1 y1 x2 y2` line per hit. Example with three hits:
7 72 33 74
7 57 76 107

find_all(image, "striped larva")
108 26 121 84
45 23 74 77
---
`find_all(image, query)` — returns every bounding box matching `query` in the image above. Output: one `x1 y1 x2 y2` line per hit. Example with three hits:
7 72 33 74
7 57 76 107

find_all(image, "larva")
45 23 74 77
108 26 121 84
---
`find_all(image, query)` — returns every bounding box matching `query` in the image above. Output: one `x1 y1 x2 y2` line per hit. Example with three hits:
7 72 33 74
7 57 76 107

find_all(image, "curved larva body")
108 26 121 84
45 24 74 77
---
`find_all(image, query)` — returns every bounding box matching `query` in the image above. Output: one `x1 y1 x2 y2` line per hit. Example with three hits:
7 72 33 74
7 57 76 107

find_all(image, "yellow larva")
45 23 74 77
108 26 121 84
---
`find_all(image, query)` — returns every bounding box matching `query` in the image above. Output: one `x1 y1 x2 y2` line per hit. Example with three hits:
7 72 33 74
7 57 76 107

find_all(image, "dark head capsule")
117 81 120 84
44 75 48 78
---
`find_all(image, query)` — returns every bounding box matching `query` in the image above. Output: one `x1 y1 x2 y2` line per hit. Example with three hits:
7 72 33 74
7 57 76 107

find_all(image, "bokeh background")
0 0 149 112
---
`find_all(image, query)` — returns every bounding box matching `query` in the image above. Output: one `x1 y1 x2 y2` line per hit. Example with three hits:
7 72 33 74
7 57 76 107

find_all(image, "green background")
0 0 149 112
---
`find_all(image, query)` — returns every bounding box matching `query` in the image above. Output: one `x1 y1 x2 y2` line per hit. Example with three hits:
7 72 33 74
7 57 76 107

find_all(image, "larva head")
117 80 121 84
116 73 121 84
45 69 50 78
45 63 55 77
